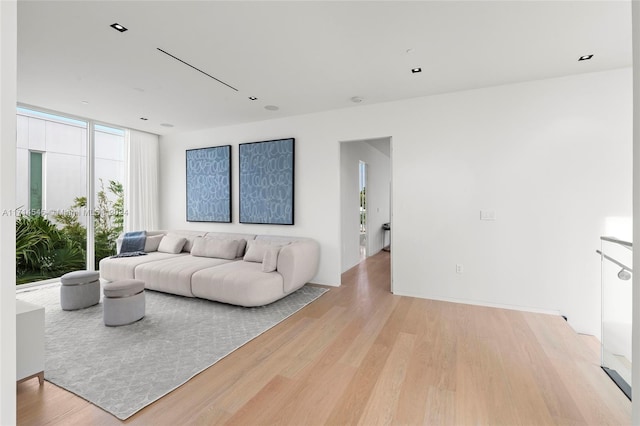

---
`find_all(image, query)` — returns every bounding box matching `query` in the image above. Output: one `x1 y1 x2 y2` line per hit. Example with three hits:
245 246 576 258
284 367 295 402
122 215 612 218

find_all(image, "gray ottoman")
60 270 100 311
103 279 145 326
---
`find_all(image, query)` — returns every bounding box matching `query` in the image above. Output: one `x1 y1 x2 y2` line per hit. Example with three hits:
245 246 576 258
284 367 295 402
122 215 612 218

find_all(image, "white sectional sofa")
98 230 320 307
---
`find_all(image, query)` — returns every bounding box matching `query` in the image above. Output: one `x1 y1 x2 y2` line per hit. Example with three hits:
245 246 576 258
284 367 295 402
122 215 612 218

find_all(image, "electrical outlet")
456 264 464 274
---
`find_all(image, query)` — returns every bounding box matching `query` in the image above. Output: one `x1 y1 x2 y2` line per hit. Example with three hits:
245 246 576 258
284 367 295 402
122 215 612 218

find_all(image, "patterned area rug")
17 283 328 420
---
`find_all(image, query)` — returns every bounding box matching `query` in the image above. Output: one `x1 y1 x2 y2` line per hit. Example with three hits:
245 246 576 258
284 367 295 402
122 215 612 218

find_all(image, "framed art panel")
186 145 231 222
239 138 294 225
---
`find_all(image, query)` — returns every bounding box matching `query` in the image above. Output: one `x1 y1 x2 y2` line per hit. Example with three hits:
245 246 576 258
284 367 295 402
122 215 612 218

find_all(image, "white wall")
1 1 17 423
392 69 631 338
340 139 391 272
160 68 631 337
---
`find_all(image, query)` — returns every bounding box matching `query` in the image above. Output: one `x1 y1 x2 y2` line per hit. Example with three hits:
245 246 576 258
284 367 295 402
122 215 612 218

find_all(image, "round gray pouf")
103 279 145 327
60 270 101 311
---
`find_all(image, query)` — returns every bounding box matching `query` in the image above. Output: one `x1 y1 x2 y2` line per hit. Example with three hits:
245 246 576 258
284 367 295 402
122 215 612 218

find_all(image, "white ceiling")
17 1 632 136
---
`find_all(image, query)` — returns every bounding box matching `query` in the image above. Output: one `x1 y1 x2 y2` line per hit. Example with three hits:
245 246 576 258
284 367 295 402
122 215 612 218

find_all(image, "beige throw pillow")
244 240 274 262
157 235 187 254
262 246 281 272
191 238 239 260
144 235 164 252
235 239 248 258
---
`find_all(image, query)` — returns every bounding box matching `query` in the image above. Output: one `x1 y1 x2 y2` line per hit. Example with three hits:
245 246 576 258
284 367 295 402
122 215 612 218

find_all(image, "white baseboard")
392 291 562 317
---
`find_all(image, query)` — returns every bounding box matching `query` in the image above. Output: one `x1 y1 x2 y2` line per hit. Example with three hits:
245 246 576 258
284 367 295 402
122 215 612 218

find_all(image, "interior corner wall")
159 67 631 337
0 1 17 424
340 140 391 273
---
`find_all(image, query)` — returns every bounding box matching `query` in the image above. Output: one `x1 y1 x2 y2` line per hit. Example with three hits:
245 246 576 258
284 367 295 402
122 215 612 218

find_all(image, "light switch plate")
480 210 496 221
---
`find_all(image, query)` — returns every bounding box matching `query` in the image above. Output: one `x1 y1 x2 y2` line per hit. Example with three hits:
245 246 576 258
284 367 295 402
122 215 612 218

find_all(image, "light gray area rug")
17 284 328 420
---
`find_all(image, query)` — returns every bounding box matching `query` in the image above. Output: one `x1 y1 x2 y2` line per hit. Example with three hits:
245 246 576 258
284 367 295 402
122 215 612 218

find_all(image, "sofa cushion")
134 255 237 297
244 240 288 263
204 232 256 257
99 252 187 281
158 235 187 254
191 237 239 260
276 240 320 293
235 239 248 258
167 230 207 252
262 246 281 272
201 236 246 258
144 235 164 252
255 235 308 245
191 261 284 307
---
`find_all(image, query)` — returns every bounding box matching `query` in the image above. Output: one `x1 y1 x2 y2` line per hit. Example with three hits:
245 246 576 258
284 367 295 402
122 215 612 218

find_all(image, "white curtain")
124 130 159 232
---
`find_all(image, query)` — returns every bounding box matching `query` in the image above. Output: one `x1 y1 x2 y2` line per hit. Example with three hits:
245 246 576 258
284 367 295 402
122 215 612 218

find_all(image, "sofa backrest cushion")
191 237 239 260
205 232 256 257
243 239 289 263
255 235 312 245
167 230 207 252
117 230 167 254
235 239 248 258
158 235 187 254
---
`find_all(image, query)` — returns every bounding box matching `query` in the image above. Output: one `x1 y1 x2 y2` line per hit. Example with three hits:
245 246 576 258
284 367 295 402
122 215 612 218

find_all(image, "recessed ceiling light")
140 117 148 121
411 67 422 73
81 100 89 105
579 54 594 61
110 23 128 32
350 96 364 103
249 96 258 101
264 105 279 111
160 123 174 128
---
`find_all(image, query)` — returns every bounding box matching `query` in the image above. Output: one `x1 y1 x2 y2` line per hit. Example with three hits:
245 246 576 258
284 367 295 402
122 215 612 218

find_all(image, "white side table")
16 299 44 385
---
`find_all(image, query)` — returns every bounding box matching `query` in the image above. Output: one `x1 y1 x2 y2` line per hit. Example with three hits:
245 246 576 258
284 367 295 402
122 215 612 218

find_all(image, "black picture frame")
239 138 295 225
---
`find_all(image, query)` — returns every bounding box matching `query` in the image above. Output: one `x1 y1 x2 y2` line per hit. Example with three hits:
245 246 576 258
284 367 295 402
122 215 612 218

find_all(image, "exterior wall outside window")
16 112 124 222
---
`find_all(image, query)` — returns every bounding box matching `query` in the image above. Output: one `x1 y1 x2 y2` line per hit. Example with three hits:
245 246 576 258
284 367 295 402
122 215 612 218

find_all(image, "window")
29 151 43 213
16 107 125 284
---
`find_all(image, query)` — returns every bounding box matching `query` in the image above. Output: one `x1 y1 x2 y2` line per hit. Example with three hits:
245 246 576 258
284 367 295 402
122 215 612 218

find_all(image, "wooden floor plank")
17 251 631 425
358 332 416 426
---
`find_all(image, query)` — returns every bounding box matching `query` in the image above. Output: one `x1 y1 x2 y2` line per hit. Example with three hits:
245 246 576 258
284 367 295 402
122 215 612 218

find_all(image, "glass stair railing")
598 236 632 400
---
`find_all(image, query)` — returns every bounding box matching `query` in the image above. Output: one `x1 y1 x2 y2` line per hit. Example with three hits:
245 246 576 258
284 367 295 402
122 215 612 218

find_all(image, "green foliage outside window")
359 187 366 231
16 179 124 285
16 214 85 284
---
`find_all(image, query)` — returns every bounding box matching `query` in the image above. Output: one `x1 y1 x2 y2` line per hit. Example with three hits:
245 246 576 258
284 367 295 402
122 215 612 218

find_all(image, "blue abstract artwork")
239 138 294 225
186 145 231 222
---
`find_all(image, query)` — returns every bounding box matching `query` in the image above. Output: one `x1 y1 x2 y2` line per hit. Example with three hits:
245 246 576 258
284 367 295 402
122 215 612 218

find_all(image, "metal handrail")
600 236 633 249
596 250 633 273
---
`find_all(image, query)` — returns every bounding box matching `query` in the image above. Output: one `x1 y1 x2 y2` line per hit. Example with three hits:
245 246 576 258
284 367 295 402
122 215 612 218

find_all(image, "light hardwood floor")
18 251 631 425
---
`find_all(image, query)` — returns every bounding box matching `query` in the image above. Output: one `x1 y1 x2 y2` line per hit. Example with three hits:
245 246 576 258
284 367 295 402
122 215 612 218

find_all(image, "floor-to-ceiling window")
16 107 125 284
93 124 125 269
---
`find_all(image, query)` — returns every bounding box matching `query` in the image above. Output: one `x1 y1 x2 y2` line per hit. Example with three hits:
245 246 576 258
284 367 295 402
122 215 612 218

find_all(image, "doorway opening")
339 136 392 292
